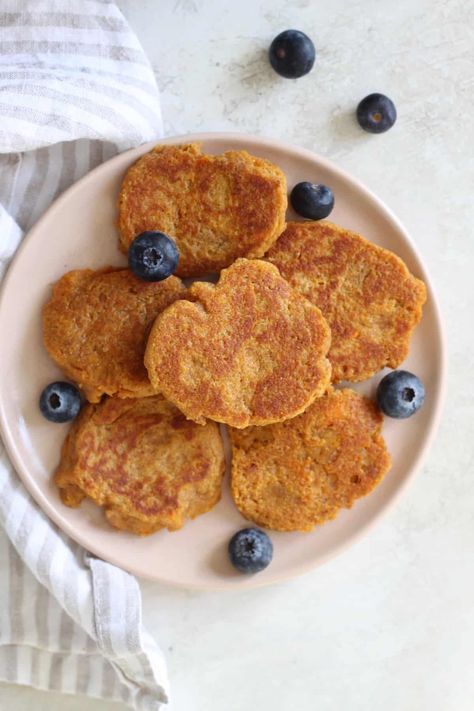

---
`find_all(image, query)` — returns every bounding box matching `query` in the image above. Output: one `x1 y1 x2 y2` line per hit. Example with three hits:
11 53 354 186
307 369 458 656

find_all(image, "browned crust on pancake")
42 268 184 402
230 388 391 531
117 143 287 277
144 258 331 428
266 221 427 383
55 395 225 534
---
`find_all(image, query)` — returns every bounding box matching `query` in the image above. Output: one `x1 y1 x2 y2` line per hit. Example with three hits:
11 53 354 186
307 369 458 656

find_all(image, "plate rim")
0 131 447 590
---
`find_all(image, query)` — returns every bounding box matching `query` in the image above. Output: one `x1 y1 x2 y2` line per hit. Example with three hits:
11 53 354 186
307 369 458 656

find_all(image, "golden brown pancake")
266 221 426 383
144 258 331 428
42 268 184 403
230 388 391 531
56 395 225 534
117 143 287 277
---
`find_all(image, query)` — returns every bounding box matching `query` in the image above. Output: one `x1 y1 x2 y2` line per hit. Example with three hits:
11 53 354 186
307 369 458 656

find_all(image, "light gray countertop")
2 0 473 709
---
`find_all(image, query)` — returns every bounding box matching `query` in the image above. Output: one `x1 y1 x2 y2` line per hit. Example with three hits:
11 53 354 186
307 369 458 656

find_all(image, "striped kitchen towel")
0 2 169 709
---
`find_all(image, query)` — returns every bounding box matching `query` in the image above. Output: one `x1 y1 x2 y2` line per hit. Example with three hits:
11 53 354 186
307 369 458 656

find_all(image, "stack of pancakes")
43 143 426 535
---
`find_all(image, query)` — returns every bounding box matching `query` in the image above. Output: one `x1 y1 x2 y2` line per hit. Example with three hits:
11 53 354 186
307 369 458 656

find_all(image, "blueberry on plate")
228 528 273 573
269 30 316 78
291 181 334 220
376 370 425 419
128 231 179 282
39 381 82 423
356 93 397 134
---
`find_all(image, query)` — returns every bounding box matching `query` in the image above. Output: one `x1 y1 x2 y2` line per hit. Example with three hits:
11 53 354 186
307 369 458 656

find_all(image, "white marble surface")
2 0 473 709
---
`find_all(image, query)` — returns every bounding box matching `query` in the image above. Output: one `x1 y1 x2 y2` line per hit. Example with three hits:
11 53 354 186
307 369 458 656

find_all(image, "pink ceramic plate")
0 133 445 590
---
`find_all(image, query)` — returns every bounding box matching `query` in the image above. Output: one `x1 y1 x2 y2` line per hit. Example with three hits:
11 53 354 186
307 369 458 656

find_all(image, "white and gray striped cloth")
0 2 169 708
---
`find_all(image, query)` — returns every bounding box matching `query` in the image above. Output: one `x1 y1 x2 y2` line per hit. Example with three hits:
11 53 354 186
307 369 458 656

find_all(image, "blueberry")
291 182 334 220
128 231 179 282
269 30 316 79
376 370 425 419
356 93 397 134
228 528 273 573
39 381 82 423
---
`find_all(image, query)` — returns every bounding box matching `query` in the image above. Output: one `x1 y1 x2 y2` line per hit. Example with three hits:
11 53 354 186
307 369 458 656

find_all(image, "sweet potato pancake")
266 221 426 382
55 395 225 534
230 388 391 531
117 143 287 277
144 258 331 428
43 268 183 403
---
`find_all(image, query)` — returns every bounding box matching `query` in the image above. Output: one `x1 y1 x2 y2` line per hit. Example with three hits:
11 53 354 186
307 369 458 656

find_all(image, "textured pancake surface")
144 259 332 428
230 388 391 531
118 143 287 277
266 221 426 382
55 395 225 534
43 268 184 402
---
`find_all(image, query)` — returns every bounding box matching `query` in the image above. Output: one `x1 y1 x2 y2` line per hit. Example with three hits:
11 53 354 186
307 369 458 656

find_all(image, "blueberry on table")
290 182 334 220
128 231 179 282
376 370 425 419
356 93 397 134
228 528 273 573
269 30 316 78
39 381 82 423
